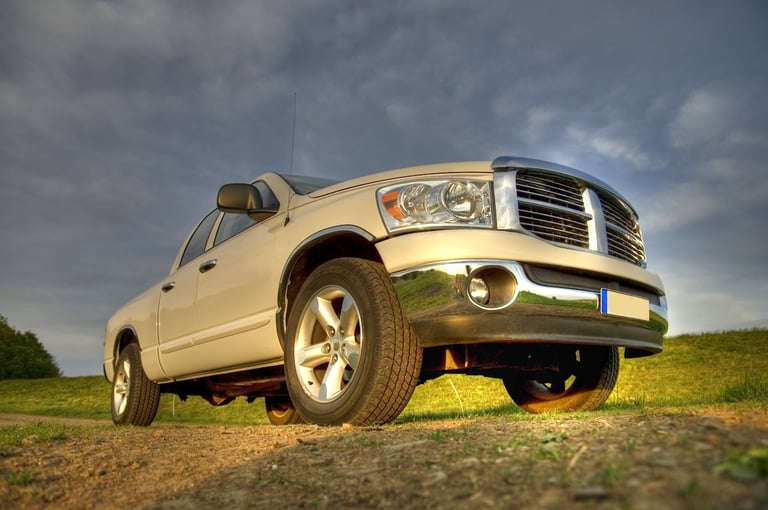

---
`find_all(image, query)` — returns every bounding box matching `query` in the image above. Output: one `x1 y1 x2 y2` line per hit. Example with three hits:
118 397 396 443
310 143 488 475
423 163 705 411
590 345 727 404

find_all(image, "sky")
1 1 766 376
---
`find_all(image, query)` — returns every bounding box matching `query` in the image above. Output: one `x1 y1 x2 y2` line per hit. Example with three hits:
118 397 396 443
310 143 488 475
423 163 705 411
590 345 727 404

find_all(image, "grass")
0 377 110 420
0 375 273 425
611 329 768 407
0 329 766 426
722 378 768 403
0 422 89 452
712 447 768 480
7 469 33 486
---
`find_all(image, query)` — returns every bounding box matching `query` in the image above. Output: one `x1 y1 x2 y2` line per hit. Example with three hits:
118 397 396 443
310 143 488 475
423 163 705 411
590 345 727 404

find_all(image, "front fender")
103 284 166 382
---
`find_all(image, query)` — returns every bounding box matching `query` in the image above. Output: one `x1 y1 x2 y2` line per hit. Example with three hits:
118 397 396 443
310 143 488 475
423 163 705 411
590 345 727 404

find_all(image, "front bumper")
391 260 668 356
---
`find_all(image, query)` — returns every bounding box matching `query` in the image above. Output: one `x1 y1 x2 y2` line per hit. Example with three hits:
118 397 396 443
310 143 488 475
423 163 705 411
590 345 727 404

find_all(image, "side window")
213 181 279 246
179 210 218 267
214 213 257 246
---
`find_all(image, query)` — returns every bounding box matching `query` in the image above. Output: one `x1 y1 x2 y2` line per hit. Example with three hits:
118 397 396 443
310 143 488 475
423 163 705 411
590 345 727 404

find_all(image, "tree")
0 315 62 379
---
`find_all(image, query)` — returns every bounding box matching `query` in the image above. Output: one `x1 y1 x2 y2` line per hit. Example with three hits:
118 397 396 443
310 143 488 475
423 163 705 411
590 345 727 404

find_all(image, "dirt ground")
1 408 767 510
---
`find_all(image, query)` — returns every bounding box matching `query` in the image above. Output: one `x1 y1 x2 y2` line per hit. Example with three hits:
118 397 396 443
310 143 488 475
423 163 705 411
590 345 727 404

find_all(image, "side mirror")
217 183 277 221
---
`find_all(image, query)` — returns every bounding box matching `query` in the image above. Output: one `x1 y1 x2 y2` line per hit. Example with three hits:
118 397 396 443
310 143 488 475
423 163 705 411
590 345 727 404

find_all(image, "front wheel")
111 343 161 426
503 346 619 414
284 258 422 426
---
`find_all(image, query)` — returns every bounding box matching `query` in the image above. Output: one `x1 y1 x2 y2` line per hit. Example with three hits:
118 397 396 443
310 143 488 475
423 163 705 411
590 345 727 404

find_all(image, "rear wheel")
503 346 619 414
111 343 161 426
284 258 422 426
265 396 304 425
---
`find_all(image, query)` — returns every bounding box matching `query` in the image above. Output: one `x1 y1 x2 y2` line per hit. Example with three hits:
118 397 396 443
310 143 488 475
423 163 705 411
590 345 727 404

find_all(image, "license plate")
600 289 649 321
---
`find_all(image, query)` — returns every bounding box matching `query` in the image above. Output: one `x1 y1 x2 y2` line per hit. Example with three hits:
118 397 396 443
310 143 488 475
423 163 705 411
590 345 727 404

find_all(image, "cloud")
637 81 768 233
670 90 732 149
669 84 768 151
642 102 768 334
566 126 657 169
672 90 745 151
527 106 558 132
1 1 767 375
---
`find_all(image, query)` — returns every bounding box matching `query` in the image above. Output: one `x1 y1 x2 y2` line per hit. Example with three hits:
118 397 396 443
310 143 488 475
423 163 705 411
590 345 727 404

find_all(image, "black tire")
284 258 423 426
265 396 305 425
111 343 161 426
503 346 619 414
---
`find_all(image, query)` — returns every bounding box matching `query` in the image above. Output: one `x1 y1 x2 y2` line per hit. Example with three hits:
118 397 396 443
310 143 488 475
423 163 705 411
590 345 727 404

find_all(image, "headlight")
377 179 493 232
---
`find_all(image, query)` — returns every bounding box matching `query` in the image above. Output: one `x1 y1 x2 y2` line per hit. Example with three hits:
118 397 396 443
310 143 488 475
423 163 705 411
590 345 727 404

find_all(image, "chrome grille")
598 191 637 233
597 190 646 265
514 170 646 265
516 171 590 248
516 171 585 211
607 229 646 265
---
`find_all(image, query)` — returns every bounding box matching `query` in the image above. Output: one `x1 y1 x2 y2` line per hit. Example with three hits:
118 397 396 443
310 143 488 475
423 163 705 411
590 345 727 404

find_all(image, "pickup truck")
104 156 668 426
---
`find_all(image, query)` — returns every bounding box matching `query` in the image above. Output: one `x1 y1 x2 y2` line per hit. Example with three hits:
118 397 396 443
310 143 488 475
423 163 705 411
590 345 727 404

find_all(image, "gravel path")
1 409 767 509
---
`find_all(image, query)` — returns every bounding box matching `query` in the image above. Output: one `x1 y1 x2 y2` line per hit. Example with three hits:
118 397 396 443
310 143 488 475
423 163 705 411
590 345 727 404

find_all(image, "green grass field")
0 330 766 428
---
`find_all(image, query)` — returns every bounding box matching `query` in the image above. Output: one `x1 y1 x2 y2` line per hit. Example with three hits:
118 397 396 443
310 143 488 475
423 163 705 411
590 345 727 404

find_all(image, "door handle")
161 281 176 292
198 258 218 273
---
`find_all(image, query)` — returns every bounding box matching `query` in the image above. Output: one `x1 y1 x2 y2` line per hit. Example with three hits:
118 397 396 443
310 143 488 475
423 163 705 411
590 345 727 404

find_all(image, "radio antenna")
285 91 297 226
289 91 297 176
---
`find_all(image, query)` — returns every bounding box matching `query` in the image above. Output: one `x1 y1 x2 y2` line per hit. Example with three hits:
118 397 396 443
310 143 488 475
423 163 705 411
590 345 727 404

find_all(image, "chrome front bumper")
391 260 668 356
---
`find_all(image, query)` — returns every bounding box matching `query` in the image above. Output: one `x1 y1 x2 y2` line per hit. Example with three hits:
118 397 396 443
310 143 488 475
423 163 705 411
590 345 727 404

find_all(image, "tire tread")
112 343 160 426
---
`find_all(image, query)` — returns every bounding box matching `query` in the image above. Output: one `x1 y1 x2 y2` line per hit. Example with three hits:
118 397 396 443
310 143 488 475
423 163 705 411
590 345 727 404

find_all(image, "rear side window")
179 210 218 267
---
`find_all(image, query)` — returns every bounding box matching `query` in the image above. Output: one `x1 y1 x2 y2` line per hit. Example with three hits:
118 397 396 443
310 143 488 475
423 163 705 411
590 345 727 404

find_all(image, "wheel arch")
113 326 139 364
277 226 382 346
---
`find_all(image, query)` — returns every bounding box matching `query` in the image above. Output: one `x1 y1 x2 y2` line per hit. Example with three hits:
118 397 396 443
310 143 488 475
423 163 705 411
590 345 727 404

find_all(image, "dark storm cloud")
1 0 766 374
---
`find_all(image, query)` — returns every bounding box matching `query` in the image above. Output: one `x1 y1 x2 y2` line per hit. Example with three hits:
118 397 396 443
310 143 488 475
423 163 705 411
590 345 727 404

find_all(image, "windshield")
279 174 339 194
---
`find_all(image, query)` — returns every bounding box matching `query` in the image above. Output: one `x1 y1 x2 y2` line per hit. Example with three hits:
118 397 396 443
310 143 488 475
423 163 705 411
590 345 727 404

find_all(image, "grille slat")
598 191 638 233
607 228 645 265
597 190 645 265
516 173 585 211
515 170 646 266
518 205 591 247
519 183 583 206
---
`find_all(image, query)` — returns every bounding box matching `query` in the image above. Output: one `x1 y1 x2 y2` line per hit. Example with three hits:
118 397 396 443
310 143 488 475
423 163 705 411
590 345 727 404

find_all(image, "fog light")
467 266 518 309
468 277 490 305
